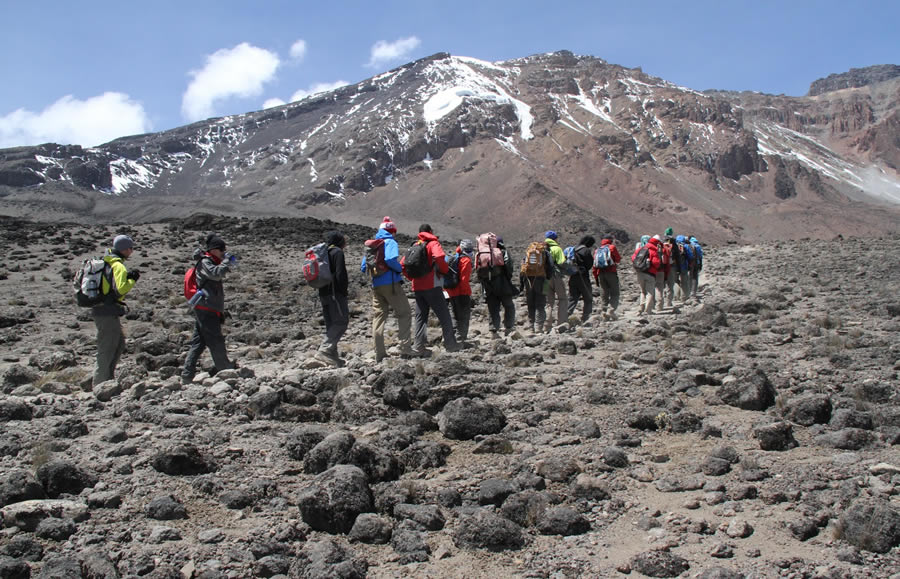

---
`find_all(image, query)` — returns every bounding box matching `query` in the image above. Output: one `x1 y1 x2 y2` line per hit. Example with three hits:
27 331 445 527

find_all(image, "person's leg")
197 310 233 370
608 273 620 313
526 283 537 329
545 280 557 328
425 288 458 350
326 294 349 349
654 271 665 311
457 295 471 341
556 277 569 325
567 276 580 317
643 272 656 313
665 274 676 307
581 275 593 321
599 275 611 310
385 283 412 353
93 314 122 386
692 267 700 295
413 291 430 351
372 287 389 360
502 295 516 331
486 293 501 331
182 315 206 382
535 292 547 330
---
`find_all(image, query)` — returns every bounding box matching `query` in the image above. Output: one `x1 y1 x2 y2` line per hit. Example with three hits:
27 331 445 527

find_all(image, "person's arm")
333 249 349 294
459 256 472 287
111 261 136 297
384 239 402 273
431 241 448 274
199 256 230 281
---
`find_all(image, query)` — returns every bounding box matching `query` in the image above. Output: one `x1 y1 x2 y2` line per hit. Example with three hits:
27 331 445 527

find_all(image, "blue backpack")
562 246 579 276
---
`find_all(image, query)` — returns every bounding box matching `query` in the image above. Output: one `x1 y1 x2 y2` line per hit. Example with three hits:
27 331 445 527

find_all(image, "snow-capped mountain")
1 52 898 242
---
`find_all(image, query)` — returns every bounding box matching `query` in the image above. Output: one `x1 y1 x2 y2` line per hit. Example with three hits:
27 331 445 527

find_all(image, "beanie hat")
205 234 226 251
326 230 345 247
665 227 673 236
640 235 651 246
379 216 397 234
459 239 475 255
652 234 661 241
545 230 557 240
113 235 134 252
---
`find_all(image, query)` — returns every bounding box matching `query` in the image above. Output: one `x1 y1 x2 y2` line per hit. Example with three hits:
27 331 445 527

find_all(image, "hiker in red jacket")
592 235 622 319
403 224 461 356
632 235 662 315
446 239 474 343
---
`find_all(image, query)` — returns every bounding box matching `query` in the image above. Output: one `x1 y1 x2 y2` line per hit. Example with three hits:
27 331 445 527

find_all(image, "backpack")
562 246 580 276
593 245 613 269
632 245 652 273
303 243 334 288
660 244 672 266
363 239 389 277
183 257 206 301
690 242 703 269
443 255 461 289
475 232 504 275
403 240 431 278
73 257 113 307
521 241 547 277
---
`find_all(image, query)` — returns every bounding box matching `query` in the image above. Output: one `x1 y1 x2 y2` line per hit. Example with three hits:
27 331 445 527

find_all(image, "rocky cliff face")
808 64 900 96
1 52 898 243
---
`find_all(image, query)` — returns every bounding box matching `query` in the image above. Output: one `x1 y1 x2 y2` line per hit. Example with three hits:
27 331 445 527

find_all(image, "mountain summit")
1 52 898 242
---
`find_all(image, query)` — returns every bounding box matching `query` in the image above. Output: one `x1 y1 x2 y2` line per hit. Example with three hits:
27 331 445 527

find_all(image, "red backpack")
183 258 204 300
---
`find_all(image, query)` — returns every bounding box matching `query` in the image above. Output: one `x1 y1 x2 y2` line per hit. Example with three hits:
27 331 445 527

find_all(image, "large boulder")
297 465 373 534
438 397 506 440
838 498 900 553
151 444 216 475
718 369 776 411
754 422 798 451
783 394 832 425
0 470 47 507
454 509 525 551
35 461 97 498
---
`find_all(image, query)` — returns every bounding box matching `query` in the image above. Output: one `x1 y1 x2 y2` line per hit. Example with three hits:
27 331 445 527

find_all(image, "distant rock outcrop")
808 64 900 96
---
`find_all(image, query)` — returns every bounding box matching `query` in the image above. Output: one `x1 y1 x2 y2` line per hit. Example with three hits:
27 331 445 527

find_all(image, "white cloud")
289 39 307 61
263 98 286 109
367 36 421 68
0 92 151 148
290 81 349 102
182 42 280 122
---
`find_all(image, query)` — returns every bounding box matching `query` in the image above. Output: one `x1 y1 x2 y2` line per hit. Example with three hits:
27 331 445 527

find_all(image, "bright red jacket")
445 252 472 297
632 238 662 275
592 239 622 283
660 242 673 276
407 231 448 291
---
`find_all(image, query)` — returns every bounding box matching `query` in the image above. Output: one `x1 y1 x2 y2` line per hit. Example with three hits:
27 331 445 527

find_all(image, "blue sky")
1 0 897 148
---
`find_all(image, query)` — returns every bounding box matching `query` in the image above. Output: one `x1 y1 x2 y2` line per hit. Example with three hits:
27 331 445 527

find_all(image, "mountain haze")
1 51 898 243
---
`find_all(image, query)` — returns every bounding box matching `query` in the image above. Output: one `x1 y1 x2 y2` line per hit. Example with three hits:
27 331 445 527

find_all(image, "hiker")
632 235 662 315
361 217 412 362
592 234 622 319
566 235 595 322
403 224 461 355
315 231 350 366
481 235 517 336
182 234 238 383
635 234 650 252
91 234 139 386
543 230 568 330
446 239 474 343
689 236 704 296
520 239 553 333
662 235 681 308
655 234 669 311
675 234 694 301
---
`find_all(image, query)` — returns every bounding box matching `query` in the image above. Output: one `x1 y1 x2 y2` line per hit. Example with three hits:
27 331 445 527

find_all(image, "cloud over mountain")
367 36 421 68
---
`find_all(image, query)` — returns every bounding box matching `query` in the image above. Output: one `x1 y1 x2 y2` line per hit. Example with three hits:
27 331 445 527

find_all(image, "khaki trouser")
637 271 656 313
654 271 665 310
372 282 412 357
93 314 125 386
545 276 569 329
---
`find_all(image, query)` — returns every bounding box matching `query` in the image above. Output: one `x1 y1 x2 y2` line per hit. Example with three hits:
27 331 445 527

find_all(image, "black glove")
127 269 141 281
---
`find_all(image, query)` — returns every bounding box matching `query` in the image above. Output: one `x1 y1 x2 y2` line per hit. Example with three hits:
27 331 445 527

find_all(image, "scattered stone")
148 525 182 543
629 550 690 577
815 428 874 450
837 497 900 553
784 394 832 425
754 422 798 451
92 379 123 402
0 469 47 507
151 444 216 475
602 446 629 468
453 509 525 551
724 519 754 539
349 513 393 544
297 465 373 534
478 478 517 507
718 369 776 411
393 503 445 531
438 397 506 440
35 460 97 498
145 494 187 520
536 507 590 535
0 399 32 422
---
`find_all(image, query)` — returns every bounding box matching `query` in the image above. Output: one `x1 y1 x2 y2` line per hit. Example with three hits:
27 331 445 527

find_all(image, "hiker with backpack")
631 234 662 315
481 235 517 336
566 236 596 322
592 234 622 319
655 234 670 311
445 239 474 344
360 217 412 363
674 234 694 301
662 235 681 308
543 230 569 330
520 239 553 334
88 234 139 386
182 234 238 383
689 236 704 296
403 224 461 356
312 231 350 366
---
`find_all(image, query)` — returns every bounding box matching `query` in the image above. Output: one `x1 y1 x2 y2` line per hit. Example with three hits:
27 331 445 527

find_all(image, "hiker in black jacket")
316 231 350 366
567 236 595 322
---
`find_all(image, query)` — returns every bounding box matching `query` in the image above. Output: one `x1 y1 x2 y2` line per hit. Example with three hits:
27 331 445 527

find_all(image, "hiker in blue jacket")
675 234 693 302
688 236 704 296
361 217 412 362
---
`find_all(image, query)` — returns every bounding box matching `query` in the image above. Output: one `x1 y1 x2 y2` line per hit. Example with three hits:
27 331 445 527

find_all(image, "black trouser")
567 273 593 321
183 309 233 379
449 295 472 341
523 277 547 328
414 287 458 350
486 292 516 331
320 293 349 352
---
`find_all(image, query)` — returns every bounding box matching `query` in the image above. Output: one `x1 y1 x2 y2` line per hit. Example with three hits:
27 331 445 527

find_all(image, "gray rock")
2 365 39 392
472 435 514 454
0 469 47 507
0 399 32 422
297 465 373 534
754 421 798 451
36 556 81 579
838 497 900 553
570 474 610 500
536 506 590 535
438 397 506 440
784 394 832 425
303 432 355 474
0 555 31 579
789 518 819 541
289 538 368 579
399 440 451 470
718 369 776 411
148 525 182 543
35 460 97 499
816 428 874 450
500 490 552 527
534 456 581 482
602 446 629 468
34 517 76 540
92 379 123 402
390 526 430 561
219 490 253 509
1 535 43 561
453 509 525 551
253 555 290 577
0 499 88 531
198 529 226 543
332 385 385 425
655 476 705 492
246 385 282 418
393 503 445 531
348 441 401 483
284 425 331 461
145 495 187 520
702 456 732 476
478 478 517 507
151 444 216 475
829 408 873 430
629 550 690 577
697 567 744 579
349 513 393 544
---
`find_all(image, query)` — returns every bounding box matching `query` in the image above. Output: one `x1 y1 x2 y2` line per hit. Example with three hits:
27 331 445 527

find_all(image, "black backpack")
632 245 652 273
404 241 430 278
443 255 461 289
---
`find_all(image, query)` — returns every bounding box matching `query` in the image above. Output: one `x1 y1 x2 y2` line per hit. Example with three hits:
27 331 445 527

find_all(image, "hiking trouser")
413 287 458 350
677 270 691 301
664 272 676 306
637 271 656 313
567 273 593 321
183 309 233 380
523 278 547 329
596 271 620 311
545 276 568 328
654 271 666 310
486 293 516 332
320 294 349 352
449 295 472 342
93 314 125 386
372 282 412 358
691 267 701 295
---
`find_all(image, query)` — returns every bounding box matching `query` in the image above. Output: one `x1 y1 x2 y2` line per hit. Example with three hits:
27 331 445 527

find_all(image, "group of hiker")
78 220 705 382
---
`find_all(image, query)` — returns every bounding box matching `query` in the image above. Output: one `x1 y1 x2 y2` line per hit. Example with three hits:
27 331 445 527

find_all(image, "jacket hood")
375 228 395 241
418 231 439 243
103 249 123 264
640 235 651 246
690 237 699 244
648 237 662 247
676 235 687 243
600 239 614 247
545 238 560 248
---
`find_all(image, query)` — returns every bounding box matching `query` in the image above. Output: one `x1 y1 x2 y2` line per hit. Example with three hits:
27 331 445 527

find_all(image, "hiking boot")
444 342 463 353
410 347 432 358
315 349 342 367
375 351 387 363
181 374 194 385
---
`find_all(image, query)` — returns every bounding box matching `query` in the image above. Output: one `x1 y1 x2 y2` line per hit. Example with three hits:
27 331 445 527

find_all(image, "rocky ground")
0 214 899 579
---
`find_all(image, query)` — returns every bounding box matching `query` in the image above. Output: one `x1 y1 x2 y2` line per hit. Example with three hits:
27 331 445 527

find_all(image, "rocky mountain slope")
1 54 899 244
0 216 899 577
